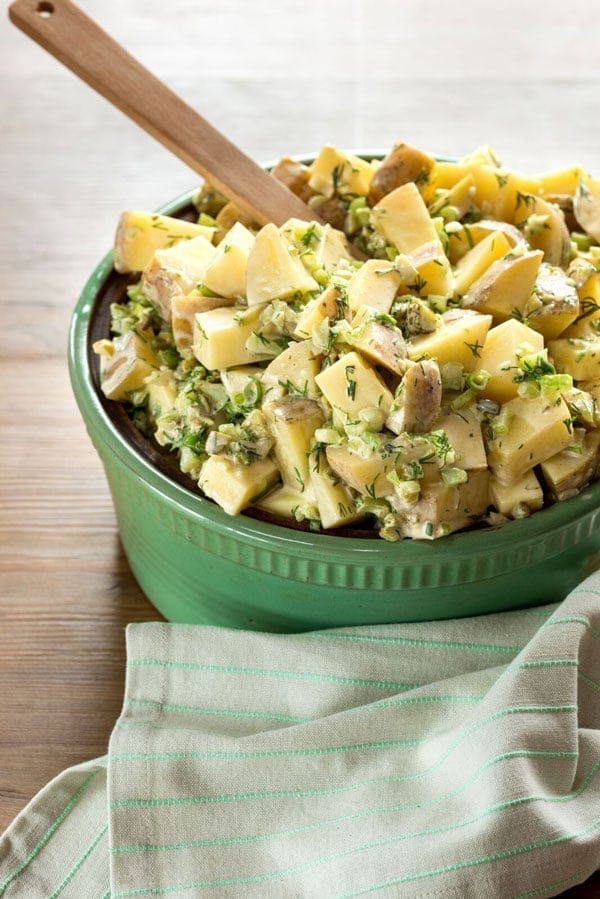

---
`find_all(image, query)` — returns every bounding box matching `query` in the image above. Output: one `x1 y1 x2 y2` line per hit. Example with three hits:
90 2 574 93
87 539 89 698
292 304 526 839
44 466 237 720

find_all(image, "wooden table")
1 1 599 893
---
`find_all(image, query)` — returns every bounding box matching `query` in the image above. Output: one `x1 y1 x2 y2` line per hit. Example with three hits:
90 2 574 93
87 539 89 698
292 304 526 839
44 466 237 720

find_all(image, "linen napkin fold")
2 575 600 899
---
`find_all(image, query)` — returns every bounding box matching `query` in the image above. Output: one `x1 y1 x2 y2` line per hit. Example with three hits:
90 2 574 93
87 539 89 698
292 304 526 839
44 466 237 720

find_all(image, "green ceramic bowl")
69 182 600 632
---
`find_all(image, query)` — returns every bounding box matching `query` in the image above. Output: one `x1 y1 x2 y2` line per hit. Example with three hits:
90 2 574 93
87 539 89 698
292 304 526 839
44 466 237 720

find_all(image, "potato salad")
94 141 600 540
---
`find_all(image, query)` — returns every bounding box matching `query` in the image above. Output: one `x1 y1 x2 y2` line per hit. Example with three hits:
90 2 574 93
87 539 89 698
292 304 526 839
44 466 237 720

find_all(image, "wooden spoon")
8 0 323 227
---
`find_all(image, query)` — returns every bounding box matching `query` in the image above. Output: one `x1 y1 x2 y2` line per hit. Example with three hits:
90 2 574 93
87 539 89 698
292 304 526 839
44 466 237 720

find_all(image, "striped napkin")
2 574 600 898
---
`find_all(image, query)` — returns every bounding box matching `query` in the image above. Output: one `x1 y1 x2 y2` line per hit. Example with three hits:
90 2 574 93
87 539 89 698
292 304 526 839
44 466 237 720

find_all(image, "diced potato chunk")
246 223 318 305
202 222 255 299
367 141 436 205
485 394 572 484
261 339 322 399
307 145 375 198
309 451 364 529
347 259 403 315
489 470 544 517
315 350 394 419
408 240 455 298
142 236 216 320
145 370 178 421
113 211 215 274
371 182 442 254
463 249 544 322
540 430 600 501
478 319 545 403
294 284 347 340
408 309 492 372
446 219 523 264
428 174 476 219
512 195 571 267
279 220 351 275
348 306 407 375
397 470 490 540
453 231 512 297
434 407 487 470
386 359 442 434
220 366 264 404
199 455 279 515
573 175 600 243
562 271 600 339
326 444 395 498
171 293 235 351
525 264 579 340
430 161 542 221
263 397 324 493
253 485 316 520
537 164 585 198
547 336 600 381
192 306 272 370
98 331 158 402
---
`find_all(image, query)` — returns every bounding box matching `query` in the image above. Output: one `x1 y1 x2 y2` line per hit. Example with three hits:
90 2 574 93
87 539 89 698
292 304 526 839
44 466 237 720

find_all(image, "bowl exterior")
69 191 600 632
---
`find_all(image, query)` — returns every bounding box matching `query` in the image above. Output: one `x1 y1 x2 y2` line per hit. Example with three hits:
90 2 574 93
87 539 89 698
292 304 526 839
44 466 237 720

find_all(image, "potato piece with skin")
489 470 544 517
214 201 257 239
462 248 544 322
315 350 394 420
271 157 317 204
113 211 215 274
326 444 395 499
246 223 319 306
478 319 544 403
371 182 442 255
97 331 158 402
142 235 216 321
263 397 324 493
199 455 279 515
525 264 580 340
394 470 490 540
512 194 571 267
547 336 600 381
261 339 322 399
192 306 272 371
408 309 492 372
202 222 255 299
294 284 347 340
485 394 572 485
347 259 403 315
540 429 600 501
367 142 436 206
347 306 407 375
573 175 600 243
171 293 235 351
453 231 512 298
386 360 442 435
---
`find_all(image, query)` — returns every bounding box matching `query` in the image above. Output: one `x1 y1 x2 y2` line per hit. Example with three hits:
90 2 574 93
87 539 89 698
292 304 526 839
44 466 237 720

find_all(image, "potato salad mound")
94 141 600 540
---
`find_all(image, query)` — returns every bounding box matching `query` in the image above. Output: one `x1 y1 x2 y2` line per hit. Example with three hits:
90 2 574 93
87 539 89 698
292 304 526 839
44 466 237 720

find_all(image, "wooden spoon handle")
9 0 319 226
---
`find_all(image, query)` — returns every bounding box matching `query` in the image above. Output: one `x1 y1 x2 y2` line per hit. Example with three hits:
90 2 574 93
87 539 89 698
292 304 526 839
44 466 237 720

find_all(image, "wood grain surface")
1 1 599 894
